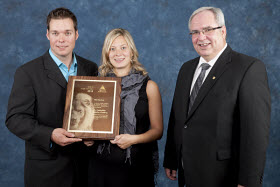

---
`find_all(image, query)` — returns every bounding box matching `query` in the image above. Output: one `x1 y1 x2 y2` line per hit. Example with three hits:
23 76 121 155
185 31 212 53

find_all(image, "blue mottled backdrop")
0 0 279 186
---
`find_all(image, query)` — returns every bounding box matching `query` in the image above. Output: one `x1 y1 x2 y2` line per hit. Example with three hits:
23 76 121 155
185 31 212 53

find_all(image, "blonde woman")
87 28 163 187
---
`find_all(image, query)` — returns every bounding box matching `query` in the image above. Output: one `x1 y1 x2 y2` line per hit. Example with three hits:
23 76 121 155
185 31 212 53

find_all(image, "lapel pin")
212 76 216 80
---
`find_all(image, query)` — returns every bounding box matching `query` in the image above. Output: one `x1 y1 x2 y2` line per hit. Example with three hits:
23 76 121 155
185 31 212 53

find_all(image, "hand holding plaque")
62 76 121 140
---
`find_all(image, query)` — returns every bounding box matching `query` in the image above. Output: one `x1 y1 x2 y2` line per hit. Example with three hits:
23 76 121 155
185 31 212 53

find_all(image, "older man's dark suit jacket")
6 51 98 187
164 46 270 187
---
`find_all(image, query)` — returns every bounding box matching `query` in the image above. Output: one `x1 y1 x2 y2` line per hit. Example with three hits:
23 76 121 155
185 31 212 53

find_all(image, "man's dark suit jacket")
164 46 270 187
6 51 98 187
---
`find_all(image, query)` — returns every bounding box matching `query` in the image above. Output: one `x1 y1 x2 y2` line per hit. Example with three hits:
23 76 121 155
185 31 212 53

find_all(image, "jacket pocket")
26 143 57 160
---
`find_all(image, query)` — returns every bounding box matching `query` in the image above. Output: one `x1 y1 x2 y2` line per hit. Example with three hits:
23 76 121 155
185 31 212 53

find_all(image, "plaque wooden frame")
62 76 121 140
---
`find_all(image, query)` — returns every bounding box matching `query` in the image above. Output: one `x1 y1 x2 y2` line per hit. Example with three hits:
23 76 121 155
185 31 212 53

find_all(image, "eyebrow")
191 26 216 31
110 44 127 47
50 29 74 32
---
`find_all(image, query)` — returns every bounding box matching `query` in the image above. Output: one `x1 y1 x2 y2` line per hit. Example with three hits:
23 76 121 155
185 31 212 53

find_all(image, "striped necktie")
188 63 211 113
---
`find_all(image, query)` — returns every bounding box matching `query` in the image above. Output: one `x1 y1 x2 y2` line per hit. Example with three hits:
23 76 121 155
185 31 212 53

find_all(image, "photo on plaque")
62 76 121 140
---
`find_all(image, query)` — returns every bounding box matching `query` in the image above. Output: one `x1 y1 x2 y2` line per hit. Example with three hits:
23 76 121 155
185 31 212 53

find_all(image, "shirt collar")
48 48 77 67
198 43 228 68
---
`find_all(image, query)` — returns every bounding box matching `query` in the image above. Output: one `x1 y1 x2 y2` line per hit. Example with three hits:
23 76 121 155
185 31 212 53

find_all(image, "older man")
164 7 270 187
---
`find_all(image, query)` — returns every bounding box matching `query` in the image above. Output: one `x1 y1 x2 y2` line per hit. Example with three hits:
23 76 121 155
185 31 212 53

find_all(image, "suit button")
184 125 188 129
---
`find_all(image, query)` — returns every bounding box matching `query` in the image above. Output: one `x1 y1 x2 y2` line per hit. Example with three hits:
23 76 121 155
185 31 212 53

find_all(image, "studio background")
0 0 279 186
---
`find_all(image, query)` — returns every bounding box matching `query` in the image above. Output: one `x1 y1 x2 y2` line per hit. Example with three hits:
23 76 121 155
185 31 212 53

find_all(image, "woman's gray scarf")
97 71 147 164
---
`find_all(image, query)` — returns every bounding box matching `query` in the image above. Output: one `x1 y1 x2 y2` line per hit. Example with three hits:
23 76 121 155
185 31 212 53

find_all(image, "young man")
6 7 98 187
164 7 270 187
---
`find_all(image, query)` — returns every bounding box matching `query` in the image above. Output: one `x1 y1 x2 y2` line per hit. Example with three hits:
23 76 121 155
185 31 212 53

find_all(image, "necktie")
188 63 211 113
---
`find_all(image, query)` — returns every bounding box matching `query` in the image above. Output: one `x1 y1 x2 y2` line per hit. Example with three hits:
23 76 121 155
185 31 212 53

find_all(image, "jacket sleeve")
238 60 271 187
5 67 54 152
163 101 179 170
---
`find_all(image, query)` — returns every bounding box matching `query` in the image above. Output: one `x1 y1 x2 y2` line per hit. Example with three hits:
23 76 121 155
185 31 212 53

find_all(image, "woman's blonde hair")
99 28 147 76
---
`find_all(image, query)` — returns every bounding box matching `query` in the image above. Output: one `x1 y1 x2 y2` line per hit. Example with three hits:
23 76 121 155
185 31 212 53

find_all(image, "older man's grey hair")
188 7 225 31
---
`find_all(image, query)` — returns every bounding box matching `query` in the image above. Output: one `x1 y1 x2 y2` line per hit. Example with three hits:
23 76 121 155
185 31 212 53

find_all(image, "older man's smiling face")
190 10 226 62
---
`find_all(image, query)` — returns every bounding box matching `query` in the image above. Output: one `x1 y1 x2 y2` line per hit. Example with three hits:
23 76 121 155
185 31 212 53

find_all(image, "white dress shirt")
189 43 228 95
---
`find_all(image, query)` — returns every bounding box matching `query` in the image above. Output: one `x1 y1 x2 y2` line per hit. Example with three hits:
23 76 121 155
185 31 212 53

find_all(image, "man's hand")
238 185 245 187
165 168 177 180
51 128 82 146
83 140 94 147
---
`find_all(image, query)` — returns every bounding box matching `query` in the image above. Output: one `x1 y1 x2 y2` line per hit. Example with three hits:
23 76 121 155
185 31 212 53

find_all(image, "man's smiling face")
190 10 226 62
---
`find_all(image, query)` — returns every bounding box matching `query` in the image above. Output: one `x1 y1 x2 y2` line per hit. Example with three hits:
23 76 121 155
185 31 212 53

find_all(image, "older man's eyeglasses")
189 26 222 37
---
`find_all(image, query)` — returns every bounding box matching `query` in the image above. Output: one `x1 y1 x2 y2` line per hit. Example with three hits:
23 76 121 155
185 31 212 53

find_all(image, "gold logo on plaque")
98 85 107 93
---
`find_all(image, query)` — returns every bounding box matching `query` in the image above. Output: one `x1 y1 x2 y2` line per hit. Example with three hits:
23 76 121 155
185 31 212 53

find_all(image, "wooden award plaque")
62 76 121 140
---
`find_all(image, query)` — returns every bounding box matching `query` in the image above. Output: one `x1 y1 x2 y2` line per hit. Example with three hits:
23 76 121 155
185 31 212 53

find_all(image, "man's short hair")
47 7 78 31
188 7 225 31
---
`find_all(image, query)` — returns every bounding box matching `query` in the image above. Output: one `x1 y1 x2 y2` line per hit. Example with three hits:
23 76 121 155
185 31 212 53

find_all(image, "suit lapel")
77 55 86 76
187 46 232 120
43 51 67 89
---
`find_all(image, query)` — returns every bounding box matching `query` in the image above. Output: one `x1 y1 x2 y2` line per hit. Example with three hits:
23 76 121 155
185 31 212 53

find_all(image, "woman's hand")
111 80 163 150
110 134 137 149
